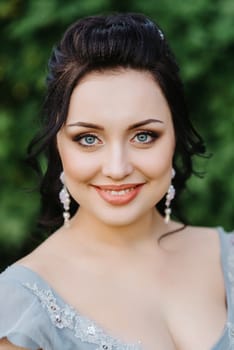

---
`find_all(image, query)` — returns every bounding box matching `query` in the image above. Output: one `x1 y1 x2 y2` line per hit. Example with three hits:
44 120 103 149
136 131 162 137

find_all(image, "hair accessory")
146 19 164 40
164 168 176 224
59 171 71 227
158 28 164 40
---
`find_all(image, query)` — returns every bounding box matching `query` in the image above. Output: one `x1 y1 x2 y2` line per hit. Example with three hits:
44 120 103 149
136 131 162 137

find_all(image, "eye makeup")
71 129 161 148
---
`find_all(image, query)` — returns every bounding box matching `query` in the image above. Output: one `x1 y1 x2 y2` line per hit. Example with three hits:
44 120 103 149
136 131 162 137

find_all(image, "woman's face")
57 69 175 227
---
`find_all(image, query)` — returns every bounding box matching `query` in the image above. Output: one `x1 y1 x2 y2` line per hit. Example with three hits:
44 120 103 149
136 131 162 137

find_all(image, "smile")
103 187 136 195
91 184 144 205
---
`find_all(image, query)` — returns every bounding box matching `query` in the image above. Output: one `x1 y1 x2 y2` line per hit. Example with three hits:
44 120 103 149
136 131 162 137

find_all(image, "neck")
68 208 170 249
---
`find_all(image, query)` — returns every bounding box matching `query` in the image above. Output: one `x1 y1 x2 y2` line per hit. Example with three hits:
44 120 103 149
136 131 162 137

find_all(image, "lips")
91 183 144 205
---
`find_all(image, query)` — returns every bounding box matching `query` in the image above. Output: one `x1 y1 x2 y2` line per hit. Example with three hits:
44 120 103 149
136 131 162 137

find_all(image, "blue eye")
73 133 101 147
136 133 149 142
133 131 157 144
83 135 96 144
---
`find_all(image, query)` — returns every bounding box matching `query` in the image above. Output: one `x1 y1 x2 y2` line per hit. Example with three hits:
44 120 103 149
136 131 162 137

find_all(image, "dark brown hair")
27 13 206 232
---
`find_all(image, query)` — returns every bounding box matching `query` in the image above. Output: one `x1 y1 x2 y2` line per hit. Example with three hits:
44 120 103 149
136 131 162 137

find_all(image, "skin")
5 69 227 350
57 68 176 240
0 340 29 350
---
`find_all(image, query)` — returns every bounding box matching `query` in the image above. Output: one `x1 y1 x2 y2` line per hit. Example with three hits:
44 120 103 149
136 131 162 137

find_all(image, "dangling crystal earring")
59 171 71 227
164 168 176 224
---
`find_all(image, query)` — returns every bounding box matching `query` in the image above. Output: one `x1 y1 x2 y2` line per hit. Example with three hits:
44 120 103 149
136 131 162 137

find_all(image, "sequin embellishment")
227 323 234 347
23 283 141 350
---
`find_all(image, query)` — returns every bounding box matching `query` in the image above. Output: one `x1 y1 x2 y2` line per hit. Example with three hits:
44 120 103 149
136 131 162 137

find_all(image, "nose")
102 144 133 180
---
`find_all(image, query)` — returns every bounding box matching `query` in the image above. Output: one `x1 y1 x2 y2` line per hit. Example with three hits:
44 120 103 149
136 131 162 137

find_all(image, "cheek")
58 142 100 182
135 156 170 181
135 143 174 178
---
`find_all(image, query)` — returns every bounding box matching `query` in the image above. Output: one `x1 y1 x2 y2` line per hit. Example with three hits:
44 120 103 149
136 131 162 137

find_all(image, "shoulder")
166 225 222 258
0 264 44 316
171 225 233 284
0 265 36 298
0 265 51 350
16 228 68 273
184 225 234 288
180 225 233 255
182 226 234 270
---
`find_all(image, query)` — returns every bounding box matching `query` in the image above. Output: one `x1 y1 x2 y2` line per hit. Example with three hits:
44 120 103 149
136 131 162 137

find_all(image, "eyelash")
132 131 159 144
73 131 159 148
73 133 101 147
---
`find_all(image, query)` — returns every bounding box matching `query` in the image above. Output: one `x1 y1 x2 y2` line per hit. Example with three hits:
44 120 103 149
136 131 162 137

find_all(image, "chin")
99 217 137 227
91 206 154 228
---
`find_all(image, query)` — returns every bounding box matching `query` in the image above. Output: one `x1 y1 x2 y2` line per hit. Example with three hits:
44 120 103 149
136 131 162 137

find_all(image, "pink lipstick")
92 183 144 205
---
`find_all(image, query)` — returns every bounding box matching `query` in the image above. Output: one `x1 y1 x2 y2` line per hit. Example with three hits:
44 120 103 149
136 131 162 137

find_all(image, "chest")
47 252 227 350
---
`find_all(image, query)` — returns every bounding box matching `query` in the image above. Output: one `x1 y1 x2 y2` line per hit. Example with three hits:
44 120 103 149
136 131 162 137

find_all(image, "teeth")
105 188 135 195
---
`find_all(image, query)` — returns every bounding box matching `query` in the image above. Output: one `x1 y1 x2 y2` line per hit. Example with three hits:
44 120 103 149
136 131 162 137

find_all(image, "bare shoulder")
177 225 225 296
185 225 220 244
166 224 221 264
170 226 225 292
166 224 220 253
0 338 30 350
16 227 65 272
183 225 221 258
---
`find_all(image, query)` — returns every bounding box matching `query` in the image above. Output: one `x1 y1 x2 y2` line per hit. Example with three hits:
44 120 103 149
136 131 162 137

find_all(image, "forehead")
66 68 172 126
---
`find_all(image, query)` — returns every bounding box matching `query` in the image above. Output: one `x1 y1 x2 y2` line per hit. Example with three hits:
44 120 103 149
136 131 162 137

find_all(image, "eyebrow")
67 121 104 130
67 118 164 130
127 118 164 130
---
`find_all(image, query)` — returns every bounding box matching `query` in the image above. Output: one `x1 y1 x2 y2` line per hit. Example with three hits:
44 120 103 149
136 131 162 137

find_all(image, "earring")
164 168 176 224
59 171 71 227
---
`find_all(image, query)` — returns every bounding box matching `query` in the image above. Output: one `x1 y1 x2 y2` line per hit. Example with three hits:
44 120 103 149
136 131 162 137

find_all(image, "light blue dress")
0 227 234 350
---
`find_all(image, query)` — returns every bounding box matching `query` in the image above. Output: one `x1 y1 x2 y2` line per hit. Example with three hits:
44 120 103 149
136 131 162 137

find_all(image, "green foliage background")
0 0 233 270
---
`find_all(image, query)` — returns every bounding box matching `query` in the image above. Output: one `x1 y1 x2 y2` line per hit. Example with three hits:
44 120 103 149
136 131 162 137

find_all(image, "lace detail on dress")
227 323 234 349
23 282 142 350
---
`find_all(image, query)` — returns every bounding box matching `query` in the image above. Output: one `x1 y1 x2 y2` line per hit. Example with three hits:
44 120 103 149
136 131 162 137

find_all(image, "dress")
0 227 234 350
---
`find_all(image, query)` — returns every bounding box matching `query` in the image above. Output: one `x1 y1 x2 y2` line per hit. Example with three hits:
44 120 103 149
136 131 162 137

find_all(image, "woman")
0 13 233 350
